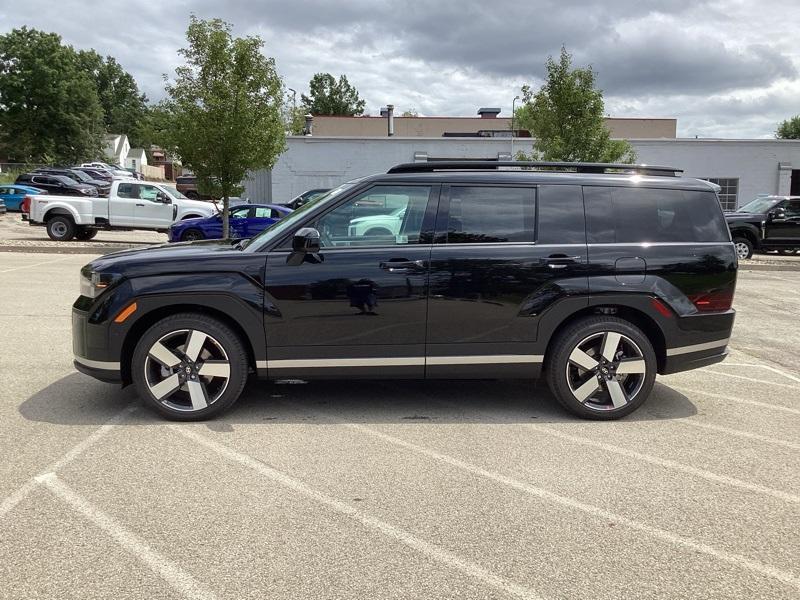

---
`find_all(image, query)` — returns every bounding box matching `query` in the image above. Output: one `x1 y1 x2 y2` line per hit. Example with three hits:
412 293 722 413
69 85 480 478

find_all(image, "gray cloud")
0 0 798 137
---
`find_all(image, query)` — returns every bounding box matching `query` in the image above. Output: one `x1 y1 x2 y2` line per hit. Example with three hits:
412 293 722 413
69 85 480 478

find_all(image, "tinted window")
445 186 535 244
585 186 729 243
537 185 585 244
783 200 800 218
117 183 137 198
316 185 434 247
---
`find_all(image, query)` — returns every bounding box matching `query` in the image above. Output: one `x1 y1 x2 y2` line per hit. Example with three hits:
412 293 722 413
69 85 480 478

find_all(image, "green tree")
301 73 366 116
401 108 419 117
79 51 149 147
0 27 105 163
515 47 635 163
163 16 286 238
776 116 800 139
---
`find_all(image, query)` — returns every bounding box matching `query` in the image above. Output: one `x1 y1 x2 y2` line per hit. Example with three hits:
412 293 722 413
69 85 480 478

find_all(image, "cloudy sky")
1 0 798 138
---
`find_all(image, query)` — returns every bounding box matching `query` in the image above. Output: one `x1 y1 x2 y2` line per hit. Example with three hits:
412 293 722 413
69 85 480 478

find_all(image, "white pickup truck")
23 180 218 241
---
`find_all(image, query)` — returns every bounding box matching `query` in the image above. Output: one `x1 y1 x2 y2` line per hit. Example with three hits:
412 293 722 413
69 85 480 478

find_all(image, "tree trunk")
222 195 230 239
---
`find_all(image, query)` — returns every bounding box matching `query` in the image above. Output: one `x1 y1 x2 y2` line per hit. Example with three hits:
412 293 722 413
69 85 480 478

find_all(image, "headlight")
80 267 120 298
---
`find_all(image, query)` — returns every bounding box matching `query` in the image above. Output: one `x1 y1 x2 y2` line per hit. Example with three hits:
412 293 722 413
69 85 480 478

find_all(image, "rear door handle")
542 255 582 269
379 259 427 273
135 203 145 207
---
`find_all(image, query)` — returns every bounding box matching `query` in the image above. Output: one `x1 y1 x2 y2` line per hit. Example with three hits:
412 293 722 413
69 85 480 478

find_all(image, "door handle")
379 259 427 273
542 255 582 269
136 203 145 207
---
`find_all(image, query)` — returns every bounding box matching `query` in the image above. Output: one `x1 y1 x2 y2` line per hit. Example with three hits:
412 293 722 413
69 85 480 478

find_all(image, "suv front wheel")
546 316 656 420
132 313 249 420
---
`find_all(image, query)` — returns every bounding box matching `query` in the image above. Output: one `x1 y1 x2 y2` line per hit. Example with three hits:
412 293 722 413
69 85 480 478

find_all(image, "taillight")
21 196 31 214
688 289 734 312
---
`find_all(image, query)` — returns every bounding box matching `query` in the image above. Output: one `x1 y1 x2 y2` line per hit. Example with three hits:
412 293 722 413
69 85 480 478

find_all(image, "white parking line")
709 363 800 384
694 370 800 390
0 404 136 518
172 425 543 600
284 402 800 590
532 424 798 503
669 385 800 416
678 418 800 451
0 255 75 274
36 473 218 600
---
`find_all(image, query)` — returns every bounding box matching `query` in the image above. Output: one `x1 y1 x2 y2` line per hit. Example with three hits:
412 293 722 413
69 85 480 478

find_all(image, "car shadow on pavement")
20 372 697 427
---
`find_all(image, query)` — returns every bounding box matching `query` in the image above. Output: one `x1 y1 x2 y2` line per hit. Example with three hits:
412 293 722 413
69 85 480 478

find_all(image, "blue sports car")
0 184 45 211
168 203 292 242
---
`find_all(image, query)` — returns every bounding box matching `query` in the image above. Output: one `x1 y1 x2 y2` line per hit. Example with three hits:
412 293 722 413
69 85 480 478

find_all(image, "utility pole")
511 95 520 158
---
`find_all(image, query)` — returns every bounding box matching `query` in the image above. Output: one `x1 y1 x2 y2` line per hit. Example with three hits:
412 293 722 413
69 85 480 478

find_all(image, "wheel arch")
43 207 78 222
541 302 667 374
120 303 257 385
730 225 759 248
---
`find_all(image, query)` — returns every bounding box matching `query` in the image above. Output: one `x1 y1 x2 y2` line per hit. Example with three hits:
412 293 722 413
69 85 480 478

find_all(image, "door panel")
426 184 588 378
133 184 173 228
110 182 139 226
263 184 438 379
765 200 800 243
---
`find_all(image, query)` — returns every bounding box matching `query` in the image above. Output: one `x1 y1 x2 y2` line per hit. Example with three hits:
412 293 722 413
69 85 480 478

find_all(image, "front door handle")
379 258 427 273
136 203 145 207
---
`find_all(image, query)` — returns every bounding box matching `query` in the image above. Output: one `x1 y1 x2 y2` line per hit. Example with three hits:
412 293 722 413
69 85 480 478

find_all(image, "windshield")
736 196 782 213
243 180 361 251
69 170 91 182
162 185 189 200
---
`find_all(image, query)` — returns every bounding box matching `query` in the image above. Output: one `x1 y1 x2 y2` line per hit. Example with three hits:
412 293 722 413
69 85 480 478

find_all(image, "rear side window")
444 186 535 243
585 186 730 243
537 185 585 244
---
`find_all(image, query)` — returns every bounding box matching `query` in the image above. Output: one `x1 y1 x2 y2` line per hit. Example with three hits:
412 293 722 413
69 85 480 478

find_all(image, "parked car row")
168 204 292 242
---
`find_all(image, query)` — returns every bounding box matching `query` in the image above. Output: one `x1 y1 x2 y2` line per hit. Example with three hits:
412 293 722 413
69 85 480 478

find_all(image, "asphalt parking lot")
1 251 799 599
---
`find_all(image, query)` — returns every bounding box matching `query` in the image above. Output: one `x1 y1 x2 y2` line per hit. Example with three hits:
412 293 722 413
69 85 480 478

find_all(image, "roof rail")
387 161 683 177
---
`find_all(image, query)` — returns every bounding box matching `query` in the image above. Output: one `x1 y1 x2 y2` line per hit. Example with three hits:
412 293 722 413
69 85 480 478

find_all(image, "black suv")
33 168 111 196
72 161 736 421
725 195 800 258
16 172 98 197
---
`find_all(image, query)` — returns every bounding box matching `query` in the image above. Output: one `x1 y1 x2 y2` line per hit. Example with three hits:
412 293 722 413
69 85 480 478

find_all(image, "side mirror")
292 227 321 253
769 207 786 221
156 191 171 204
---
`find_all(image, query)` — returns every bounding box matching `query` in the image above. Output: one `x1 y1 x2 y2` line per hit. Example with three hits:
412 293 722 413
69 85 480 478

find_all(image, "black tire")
75 228 98 241
546 316 657 420
732 237 754 260
132 313 249 421
46 215 76 241
180 228 204 242
778 249 797 255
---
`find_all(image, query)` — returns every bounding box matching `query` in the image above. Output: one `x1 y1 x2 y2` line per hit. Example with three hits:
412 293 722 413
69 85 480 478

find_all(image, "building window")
701 178 739 211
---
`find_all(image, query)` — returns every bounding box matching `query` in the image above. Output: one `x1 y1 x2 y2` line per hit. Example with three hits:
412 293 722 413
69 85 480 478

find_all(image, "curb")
738 263 800 272
0 244 152 255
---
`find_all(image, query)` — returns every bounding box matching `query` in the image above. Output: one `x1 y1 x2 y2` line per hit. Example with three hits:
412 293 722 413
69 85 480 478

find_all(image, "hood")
89 238 242 277
177 197 219 212
170 214 214 229
724 212 764 221
349 212 402 225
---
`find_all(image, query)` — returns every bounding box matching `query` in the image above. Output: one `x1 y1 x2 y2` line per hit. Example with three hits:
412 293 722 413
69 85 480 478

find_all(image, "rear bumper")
661 340 729 374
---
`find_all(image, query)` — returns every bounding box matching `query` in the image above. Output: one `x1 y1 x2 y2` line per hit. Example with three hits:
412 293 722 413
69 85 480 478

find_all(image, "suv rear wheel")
132 313 249 421
546 316 656 420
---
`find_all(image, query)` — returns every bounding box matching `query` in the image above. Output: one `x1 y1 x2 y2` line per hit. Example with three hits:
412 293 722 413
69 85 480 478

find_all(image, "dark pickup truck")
725 195 800 259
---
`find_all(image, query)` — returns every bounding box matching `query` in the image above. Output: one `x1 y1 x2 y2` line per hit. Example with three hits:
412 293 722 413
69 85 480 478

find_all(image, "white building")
245 136 800 210
104 134 130 166
125 148 147 173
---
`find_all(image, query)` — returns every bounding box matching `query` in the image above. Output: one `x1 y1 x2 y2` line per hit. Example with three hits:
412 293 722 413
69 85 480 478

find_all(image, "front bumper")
73 306 122 384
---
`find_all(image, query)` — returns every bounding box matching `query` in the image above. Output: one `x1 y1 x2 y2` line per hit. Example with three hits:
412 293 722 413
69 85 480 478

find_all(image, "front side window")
315 185 434 247
783 200 800 218
253 207 273 218
230 207 250 219
139 185 161 201
444 186 535 244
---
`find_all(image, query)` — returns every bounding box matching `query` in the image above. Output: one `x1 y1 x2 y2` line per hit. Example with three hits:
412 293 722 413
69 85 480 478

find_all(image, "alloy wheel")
734 242 750 260
143 329 231 412
565 331 647 412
